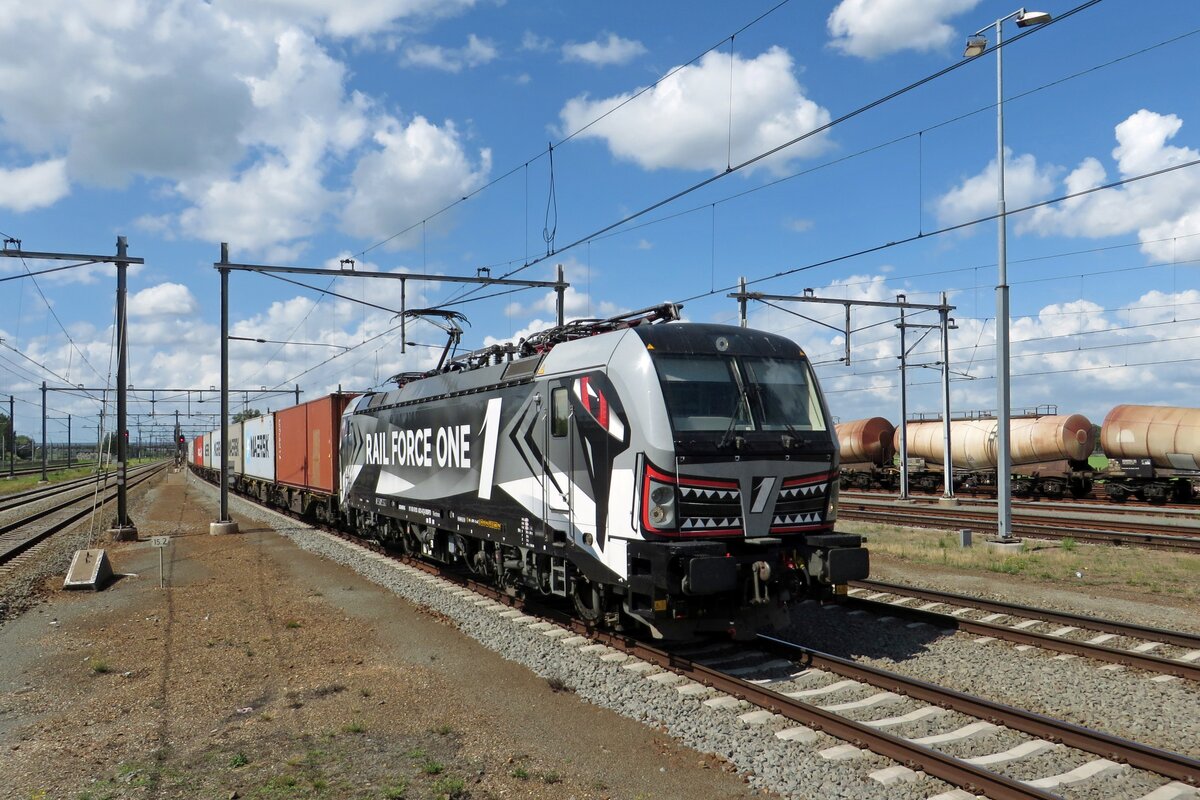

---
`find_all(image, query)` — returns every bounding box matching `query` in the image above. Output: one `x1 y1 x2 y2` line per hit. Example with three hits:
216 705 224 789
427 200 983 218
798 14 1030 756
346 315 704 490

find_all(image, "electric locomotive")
339 304 868 639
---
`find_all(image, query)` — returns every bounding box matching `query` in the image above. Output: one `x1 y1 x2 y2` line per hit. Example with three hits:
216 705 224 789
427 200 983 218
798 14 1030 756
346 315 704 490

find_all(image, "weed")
382 780 409 799
90 660 111 674
545 676 572 693
285 620 302 629
430 776 466 799
422 760 445 775
509 767 529 779
229 752 249 768
405 748 426 760
313 683 346 697
1060 537 1077 552
541 772 562 784
359 687 373 698
434 724 453 735
343 722 365 734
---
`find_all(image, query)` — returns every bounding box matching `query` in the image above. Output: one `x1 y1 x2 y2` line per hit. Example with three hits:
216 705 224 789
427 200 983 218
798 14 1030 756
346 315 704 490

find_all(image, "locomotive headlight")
647 481 676 528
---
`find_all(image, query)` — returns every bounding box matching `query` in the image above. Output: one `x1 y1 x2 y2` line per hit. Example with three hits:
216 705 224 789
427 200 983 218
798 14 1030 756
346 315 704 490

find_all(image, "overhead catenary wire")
354 0 797 261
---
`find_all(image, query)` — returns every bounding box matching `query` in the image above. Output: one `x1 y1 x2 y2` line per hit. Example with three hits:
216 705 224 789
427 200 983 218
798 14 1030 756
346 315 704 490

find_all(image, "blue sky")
2 0 1199 448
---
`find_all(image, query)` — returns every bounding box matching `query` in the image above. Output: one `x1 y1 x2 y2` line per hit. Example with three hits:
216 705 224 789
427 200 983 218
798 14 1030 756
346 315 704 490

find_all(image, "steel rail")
851 579 1200 650
755 635 1200 786
0 463 166 563
837 590 1199 681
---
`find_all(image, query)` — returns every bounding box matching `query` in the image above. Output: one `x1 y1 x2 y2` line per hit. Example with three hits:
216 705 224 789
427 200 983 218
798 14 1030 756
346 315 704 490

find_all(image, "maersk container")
242 413 276 481
897 415 1094 469
1102 404 1200 471
835 417 895 467
276 394 354 493
192 436 204 467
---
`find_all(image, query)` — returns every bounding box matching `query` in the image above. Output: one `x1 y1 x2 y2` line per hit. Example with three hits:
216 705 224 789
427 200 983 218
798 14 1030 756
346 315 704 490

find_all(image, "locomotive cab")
612 323 868 638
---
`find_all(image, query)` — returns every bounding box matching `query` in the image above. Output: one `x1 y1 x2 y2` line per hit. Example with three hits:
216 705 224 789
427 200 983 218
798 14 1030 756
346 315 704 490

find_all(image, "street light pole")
964 8 1051 540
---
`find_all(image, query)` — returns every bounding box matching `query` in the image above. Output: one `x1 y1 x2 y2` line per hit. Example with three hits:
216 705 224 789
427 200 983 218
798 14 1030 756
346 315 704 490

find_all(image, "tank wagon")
839 404 1200 504
1100 405 1199 502
837 412 1096 498
194 305 867 639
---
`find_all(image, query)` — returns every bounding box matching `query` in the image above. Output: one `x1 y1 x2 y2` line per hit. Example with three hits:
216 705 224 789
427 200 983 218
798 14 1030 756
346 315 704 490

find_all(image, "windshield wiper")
717 385 751 450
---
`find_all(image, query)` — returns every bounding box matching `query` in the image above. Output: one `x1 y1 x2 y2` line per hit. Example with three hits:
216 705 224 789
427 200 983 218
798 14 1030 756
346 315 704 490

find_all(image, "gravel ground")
3 470 770 800
204 477 972 800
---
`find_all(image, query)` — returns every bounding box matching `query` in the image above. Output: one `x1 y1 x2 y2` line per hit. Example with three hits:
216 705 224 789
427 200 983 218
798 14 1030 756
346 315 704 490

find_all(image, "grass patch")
343 722 365 734
509 766 529 779
382 780 409 799
429 776 466 799
285 620 302 629
229 752 249 768
540 771 562 784
89 660 111 675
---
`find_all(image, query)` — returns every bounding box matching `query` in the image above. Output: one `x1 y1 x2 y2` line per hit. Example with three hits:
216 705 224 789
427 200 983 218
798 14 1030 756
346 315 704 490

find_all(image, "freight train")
192 305 868 639
836 404 1200 503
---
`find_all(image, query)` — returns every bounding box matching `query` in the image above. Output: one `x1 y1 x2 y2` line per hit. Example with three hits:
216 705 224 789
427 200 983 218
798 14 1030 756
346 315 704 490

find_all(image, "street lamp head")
964 34 988 57
1015 9 1052 27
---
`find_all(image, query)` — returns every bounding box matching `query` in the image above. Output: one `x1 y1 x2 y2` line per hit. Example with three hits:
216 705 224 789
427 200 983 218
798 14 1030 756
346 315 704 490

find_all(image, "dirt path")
0 470 761 800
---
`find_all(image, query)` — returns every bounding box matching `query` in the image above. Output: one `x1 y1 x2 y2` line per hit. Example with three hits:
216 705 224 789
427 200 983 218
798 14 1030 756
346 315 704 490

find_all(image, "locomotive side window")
551 387 569 437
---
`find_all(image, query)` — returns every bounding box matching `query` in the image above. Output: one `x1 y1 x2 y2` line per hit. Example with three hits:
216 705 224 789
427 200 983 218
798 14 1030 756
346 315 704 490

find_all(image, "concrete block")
63 549 114 591
869 766 919 786
775 726 817 744
819 744 864 761
208 520 239 535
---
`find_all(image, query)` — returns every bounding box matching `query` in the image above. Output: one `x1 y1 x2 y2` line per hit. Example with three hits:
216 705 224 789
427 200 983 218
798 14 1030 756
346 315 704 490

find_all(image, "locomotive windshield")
653 354 827 434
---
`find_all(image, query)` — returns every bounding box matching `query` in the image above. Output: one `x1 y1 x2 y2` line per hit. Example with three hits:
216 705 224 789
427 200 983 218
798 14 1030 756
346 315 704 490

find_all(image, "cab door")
542 383 573 542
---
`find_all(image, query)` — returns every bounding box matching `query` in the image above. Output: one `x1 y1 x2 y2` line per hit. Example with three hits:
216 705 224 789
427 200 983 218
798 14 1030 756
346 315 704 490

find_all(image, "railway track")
838 494 1200 552
198 471 1199 800
0 461 168 565
0 460 98 479
0 468 122 513
838 580 1200 681
843 488 1199 516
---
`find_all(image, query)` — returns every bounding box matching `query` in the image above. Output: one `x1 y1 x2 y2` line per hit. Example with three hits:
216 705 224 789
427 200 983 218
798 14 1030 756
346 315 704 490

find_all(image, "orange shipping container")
192 436 204 466
275 393 354 493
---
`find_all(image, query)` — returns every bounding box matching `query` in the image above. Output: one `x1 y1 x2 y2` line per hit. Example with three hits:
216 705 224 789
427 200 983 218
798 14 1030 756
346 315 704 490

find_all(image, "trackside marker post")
151 536 170 588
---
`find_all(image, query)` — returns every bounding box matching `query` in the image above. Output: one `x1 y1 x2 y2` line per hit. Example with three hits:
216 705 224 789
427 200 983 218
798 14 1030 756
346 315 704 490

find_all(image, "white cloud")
636 238 654 250
402 34 499 72
1023 110 1200 262
828 0 982 59
340 115 492 248
0 3 488 259
559 47 832 174
520 30 554 52
562 33 646 67
0 160 69 212
215 0 479 38
785 217 815 233
935 148 1056 229
128 283 199 318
